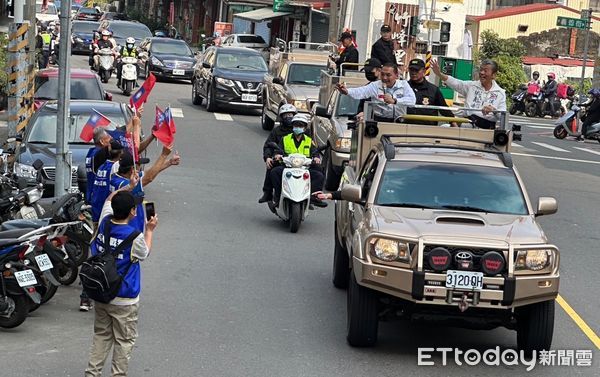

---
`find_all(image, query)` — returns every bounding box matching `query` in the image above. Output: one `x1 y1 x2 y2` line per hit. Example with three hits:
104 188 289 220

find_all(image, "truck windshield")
336 94 361 117
376 161 528 215
287 64 325 85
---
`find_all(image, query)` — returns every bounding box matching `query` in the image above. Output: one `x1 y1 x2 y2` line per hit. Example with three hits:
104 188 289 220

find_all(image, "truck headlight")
293 100 308 111
514 249 553 272
216 77 235 86
370 238 411 263
14 163 37 180
335 138 351 151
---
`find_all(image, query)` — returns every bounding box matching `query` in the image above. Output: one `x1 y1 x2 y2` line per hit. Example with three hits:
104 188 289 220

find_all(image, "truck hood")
16 142 91 167
370 206 548 246
286 85 320 101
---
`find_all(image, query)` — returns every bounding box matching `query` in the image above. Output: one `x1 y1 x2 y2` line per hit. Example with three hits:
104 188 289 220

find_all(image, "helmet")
101 30 111 37
279 104 297 116
532 71 539 77
48 21 56 27
291 114 309 125
588 88 600 97
126 37 135 44
547 72 555 80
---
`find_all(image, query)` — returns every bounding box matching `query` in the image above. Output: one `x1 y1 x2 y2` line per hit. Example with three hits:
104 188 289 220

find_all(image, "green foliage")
0 33 8 94
126 8 163 33
478 29 527 96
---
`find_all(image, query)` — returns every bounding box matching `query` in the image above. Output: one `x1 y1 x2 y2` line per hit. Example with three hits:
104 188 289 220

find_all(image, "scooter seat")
0 228 37 239
1 219 50 231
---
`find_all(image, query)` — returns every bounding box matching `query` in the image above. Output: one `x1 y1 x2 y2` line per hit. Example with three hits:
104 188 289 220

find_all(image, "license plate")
68 186 80 194
35 254 53 272
445 270 483 291
14 269 38 287
242 94 258 102
173 69 185 76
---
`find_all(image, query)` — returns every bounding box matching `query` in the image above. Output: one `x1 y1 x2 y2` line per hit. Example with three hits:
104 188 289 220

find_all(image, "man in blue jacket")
85 185 158 377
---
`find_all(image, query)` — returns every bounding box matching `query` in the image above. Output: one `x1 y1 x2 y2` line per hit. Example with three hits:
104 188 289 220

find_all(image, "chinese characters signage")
556 16 589 30
385 3 420 66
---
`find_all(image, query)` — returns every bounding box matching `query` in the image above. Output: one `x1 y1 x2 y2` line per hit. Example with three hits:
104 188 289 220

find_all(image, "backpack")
79 217 141 304
557 83 569 99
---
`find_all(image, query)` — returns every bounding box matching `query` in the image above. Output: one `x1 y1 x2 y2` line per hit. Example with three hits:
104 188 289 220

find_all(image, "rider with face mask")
117 37 139 88
270 114 327 208
259 104 298 203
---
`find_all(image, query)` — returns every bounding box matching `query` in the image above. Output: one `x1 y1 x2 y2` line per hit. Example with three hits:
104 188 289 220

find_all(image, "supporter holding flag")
130 73 157 109
80 110 111 142
153 106 175 146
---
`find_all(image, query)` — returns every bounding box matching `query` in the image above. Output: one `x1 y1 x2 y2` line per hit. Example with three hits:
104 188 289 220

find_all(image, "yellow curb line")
556 294 600 349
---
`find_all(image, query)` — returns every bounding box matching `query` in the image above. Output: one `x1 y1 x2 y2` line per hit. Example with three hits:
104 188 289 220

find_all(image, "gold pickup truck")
334 113 559 354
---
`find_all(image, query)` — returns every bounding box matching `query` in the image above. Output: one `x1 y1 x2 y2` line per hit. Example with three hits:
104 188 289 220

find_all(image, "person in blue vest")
110 146 181 232
90 140 124 223
84 127 112 204
269 114 327 208
84 185 158 377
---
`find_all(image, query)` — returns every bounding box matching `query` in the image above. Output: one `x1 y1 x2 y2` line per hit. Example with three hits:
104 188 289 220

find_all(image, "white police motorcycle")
120 56 138 96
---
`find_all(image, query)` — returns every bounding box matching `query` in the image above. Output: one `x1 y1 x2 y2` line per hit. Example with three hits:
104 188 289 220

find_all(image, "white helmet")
279 104 297 116
101 30 111 37
126 37 135 45
291 114 309 125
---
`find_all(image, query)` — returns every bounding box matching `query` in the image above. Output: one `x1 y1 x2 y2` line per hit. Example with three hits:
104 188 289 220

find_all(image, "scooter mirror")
32 159 44 170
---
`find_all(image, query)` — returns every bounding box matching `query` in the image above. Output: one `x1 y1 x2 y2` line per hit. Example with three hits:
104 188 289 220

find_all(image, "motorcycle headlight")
151 56 163 66
370 238 411 263
514 249 554 272
26 188 42 204
293 100 308 111
14 163 37 180
216 77 235 87
290 156 304 168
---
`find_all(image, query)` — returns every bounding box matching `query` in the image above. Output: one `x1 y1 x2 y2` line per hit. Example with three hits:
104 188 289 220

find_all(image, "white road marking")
573 147 600 156
531 142 570 152
511 142 523 147
214 113 233 121
170 107 184 118
527 125 555 129
513 153 600 165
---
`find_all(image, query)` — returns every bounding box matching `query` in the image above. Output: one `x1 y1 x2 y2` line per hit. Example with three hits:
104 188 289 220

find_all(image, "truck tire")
261 102 274 130
289 202 302 233
347 273 379 347
324 150 342 191
553 125 568 139
0 294 28 329
332 221 349 289
516 299 555 355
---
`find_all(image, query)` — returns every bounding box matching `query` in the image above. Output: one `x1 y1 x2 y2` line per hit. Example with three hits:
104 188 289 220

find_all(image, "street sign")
423 20 441 29
556 16 589 29
273 0 285 12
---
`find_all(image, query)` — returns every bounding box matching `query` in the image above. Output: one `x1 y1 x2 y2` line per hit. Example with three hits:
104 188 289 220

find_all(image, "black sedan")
75 7 102 21
14 100 132 195
71 20 100 54
192 47 267 112
138 37 197 82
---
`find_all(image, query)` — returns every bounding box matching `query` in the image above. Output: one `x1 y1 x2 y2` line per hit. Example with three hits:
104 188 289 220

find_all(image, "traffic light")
440 22 451 43
409 16 420 37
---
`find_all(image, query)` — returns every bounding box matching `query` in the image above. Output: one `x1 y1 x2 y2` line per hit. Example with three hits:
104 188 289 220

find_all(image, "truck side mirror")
340 184 362 203
535 197 557 217
314 105 331 119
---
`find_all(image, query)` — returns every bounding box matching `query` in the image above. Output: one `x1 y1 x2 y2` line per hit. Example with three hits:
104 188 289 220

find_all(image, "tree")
478 30 527 96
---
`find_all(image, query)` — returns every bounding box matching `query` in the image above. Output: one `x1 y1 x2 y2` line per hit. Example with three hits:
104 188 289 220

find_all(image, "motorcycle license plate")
242 94 258 102
445 270 483 291
20 206 37 219
35 254 53 272
173 69 185 76
14 269 38 287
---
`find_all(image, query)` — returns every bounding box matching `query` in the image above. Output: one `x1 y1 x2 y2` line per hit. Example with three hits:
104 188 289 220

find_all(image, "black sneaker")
312 198 328 208
576 136 585 143
79 298 93 312
258 191 272 203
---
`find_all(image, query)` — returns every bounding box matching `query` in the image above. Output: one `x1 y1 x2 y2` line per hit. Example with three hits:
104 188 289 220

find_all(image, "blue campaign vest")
91 160 115 222
109 173 146 232
107 129 129 149
85 147 101 203
91 220 141 299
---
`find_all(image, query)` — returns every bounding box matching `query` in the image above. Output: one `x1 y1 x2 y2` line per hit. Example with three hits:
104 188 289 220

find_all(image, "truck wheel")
0 294 28 329
289 202 302 233
516 299 555 355
332 221 349 289
347 273 379 347
553 125 568 139
192 79 202 106
206 84 217 112
261 102 274 130
324 150 342 191
525 103 537 118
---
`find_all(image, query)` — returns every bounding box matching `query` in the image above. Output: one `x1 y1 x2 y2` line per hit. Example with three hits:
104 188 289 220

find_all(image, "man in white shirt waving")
336 63 416 121
431 58 506 129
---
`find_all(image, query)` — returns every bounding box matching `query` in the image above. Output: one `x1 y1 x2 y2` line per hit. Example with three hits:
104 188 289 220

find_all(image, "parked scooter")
95 47 115 83
525 91 565 118
509 84 528 115
120 56 138 96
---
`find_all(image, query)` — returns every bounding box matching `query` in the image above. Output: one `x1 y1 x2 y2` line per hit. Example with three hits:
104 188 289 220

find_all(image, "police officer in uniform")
406 58 456 126
269 114 327 208
116 37 139 88
36 25 52 69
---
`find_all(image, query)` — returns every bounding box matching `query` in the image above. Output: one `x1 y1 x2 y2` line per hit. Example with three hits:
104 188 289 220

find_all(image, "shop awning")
233 7 292 22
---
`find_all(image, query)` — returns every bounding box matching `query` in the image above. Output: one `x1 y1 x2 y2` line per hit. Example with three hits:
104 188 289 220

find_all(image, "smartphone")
145 201 155 221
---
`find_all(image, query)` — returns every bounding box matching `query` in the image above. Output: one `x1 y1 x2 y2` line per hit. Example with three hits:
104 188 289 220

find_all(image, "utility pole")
329 0 339 42
579 8 592 95
425 0 436 76
55 0 73 196
593 43 600 88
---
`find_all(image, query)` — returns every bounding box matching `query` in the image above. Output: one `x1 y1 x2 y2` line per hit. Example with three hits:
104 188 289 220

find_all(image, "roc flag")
164 106 177 134
130 73 156 109
79 110 111 142
153 106 174 146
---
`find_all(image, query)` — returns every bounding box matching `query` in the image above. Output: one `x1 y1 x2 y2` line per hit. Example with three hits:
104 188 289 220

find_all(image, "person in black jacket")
543 72 558 117
578 88 600 141
332 32 359 75
370 24 396 65
406 58 457 126
258 104 298 203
